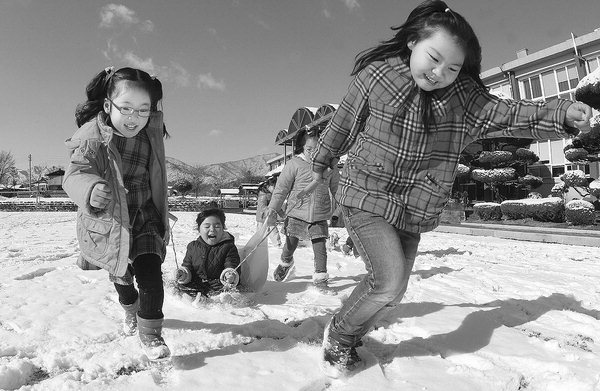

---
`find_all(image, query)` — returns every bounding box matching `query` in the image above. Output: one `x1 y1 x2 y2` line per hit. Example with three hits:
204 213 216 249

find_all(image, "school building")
481 28 600 196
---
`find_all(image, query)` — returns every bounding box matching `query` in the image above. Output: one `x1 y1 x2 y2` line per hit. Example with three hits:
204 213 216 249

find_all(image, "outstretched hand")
565 102 593 133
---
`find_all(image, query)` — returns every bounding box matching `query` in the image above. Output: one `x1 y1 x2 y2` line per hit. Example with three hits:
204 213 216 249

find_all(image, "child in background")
63 67 172 360
265 130 340 289
176 209 240 298
256 175 282 247
310 0 592 376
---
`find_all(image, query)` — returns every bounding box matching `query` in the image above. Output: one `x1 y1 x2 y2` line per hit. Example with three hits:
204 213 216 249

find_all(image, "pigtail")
149 76 169 138
75 68 112 128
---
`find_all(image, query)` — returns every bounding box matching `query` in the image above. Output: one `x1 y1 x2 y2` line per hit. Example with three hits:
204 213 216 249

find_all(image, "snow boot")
137 316 171 361
320 321 363 378
120 298 139 335
313 272 330 292
273 259 295 282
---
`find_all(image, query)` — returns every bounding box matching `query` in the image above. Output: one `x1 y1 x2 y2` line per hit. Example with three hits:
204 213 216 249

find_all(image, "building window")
567 65 579 89
541 70 557 97
588 57 599 72
520 75 543 99
556 68 569 92
551 165 565 177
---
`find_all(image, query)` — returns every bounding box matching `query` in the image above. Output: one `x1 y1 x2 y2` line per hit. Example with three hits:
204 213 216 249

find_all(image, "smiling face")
103 82 151 138
199 215 225 245
407 28 465 91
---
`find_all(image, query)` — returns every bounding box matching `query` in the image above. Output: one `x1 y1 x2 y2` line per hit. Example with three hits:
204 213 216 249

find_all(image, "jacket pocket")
78 215 112 258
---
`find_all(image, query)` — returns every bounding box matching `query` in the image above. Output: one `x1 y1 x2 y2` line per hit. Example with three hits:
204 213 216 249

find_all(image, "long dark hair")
352 1 484 132
75 67 169 137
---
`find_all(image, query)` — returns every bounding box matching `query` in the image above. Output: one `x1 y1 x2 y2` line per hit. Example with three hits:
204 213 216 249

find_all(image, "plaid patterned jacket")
312 56 576 233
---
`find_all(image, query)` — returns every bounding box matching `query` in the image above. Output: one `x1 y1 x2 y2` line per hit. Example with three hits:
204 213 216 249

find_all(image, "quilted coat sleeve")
63 134 109 213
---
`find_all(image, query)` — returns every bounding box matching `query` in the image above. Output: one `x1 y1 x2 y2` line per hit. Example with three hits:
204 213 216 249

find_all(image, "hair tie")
445 7 451 12
150 74 157 80
104 66 115 81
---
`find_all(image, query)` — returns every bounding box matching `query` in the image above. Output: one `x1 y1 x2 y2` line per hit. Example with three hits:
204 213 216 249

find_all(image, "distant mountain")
166 153 279 185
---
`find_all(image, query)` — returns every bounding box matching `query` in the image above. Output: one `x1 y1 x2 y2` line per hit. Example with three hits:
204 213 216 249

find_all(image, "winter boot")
273 259 295 282
120 298 139 335
313 272 330 292
321 321 363 378
137 316 171 360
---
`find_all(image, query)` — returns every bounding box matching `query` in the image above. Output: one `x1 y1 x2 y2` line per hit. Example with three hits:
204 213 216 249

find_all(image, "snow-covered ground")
1 211 599 390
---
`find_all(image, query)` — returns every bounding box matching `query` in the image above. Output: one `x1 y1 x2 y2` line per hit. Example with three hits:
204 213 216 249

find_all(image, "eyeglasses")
107 98 152 117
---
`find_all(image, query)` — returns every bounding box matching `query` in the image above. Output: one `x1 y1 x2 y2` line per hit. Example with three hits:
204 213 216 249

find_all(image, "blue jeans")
329 206 421 347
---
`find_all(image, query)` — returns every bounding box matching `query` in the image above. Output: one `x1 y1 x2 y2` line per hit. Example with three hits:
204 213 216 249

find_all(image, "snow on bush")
564 147 589 162
518 174 543 189
477 151 513 165
500 197 565 222
514 148 539 164
560 170 588 187
589 179 600 198
550 182 568 197
456 163 471 178
575 65 600 110
565 199 596 225
473 202 502 220
471 168 516 184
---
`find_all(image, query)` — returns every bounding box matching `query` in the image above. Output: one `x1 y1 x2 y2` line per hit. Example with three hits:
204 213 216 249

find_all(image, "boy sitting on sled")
175 208 241 298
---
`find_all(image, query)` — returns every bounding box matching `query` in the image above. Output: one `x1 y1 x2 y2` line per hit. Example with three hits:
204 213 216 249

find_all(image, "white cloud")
121 51 155 73
208 129 224 137
341 0 360 11
197 73 226 91
99 3 154 32
99 4 137 28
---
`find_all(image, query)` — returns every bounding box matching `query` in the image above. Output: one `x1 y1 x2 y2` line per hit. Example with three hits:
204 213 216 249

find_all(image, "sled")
238 220 271 292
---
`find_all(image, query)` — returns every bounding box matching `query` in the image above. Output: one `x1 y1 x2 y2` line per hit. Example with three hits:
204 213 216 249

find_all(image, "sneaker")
273 260 295 282
321 322 363 378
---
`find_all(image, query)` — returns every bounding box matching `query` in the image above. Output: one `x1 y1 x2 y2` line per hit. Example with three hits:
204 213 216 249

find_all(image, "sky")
2 209 600 389
2 0 600 170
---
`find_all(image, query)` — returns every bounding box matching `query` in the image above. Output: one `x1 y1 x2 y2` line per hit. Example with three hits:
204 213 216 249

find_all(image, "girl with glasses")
63 67 171 360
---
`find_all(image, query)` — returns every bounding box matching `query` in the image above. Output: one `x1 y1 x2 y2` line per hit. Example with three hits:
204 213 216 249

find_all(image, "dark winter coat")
180 232 240 292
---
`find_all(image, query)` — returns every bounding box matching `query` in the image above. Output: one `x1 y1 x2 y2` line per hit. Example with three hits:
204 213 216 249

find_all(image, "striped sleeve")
463 82 573 141
312 67 370 173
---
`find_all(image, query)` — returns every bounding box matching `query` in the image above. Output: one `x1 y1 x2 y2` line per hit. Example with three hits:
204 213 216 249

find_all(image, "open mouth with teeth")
424 74 438 85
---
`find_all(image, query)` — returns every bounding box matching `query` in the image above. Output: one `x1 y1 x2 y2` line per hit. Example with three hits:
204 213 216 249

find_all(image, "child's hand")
175 266 192 284
265 208 278 226
90 183 112 209
220 268 240 287
565 102 593 133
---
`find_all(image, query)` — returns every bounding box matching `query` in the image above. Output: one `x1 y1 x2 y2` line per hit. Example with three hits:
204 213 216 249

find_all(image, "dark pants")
114 253 164 319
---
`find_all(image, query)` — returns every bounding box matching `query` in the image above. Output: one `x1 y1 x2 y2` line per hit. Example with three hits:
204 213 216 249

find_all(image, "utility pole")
28 154 32 196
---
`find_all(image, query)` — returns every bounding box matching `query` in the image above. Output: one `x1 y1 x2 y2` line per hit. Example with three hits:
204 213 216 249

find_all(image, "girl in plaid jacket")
64 67 171 360
312 0 592 377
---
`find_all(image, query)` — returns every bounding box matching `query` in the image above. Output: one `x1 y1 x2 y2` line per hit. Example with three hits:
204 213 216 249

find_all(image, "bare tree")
0 151 16 185
187 164 206 197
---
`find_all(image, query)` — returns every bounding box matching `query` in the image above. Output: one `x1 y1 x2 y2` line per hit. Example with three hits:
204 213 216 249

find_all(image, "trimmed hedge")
500 197 564 222
473 202 502 220
565 200 596 225
471 168 516 184
478 151 513 165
